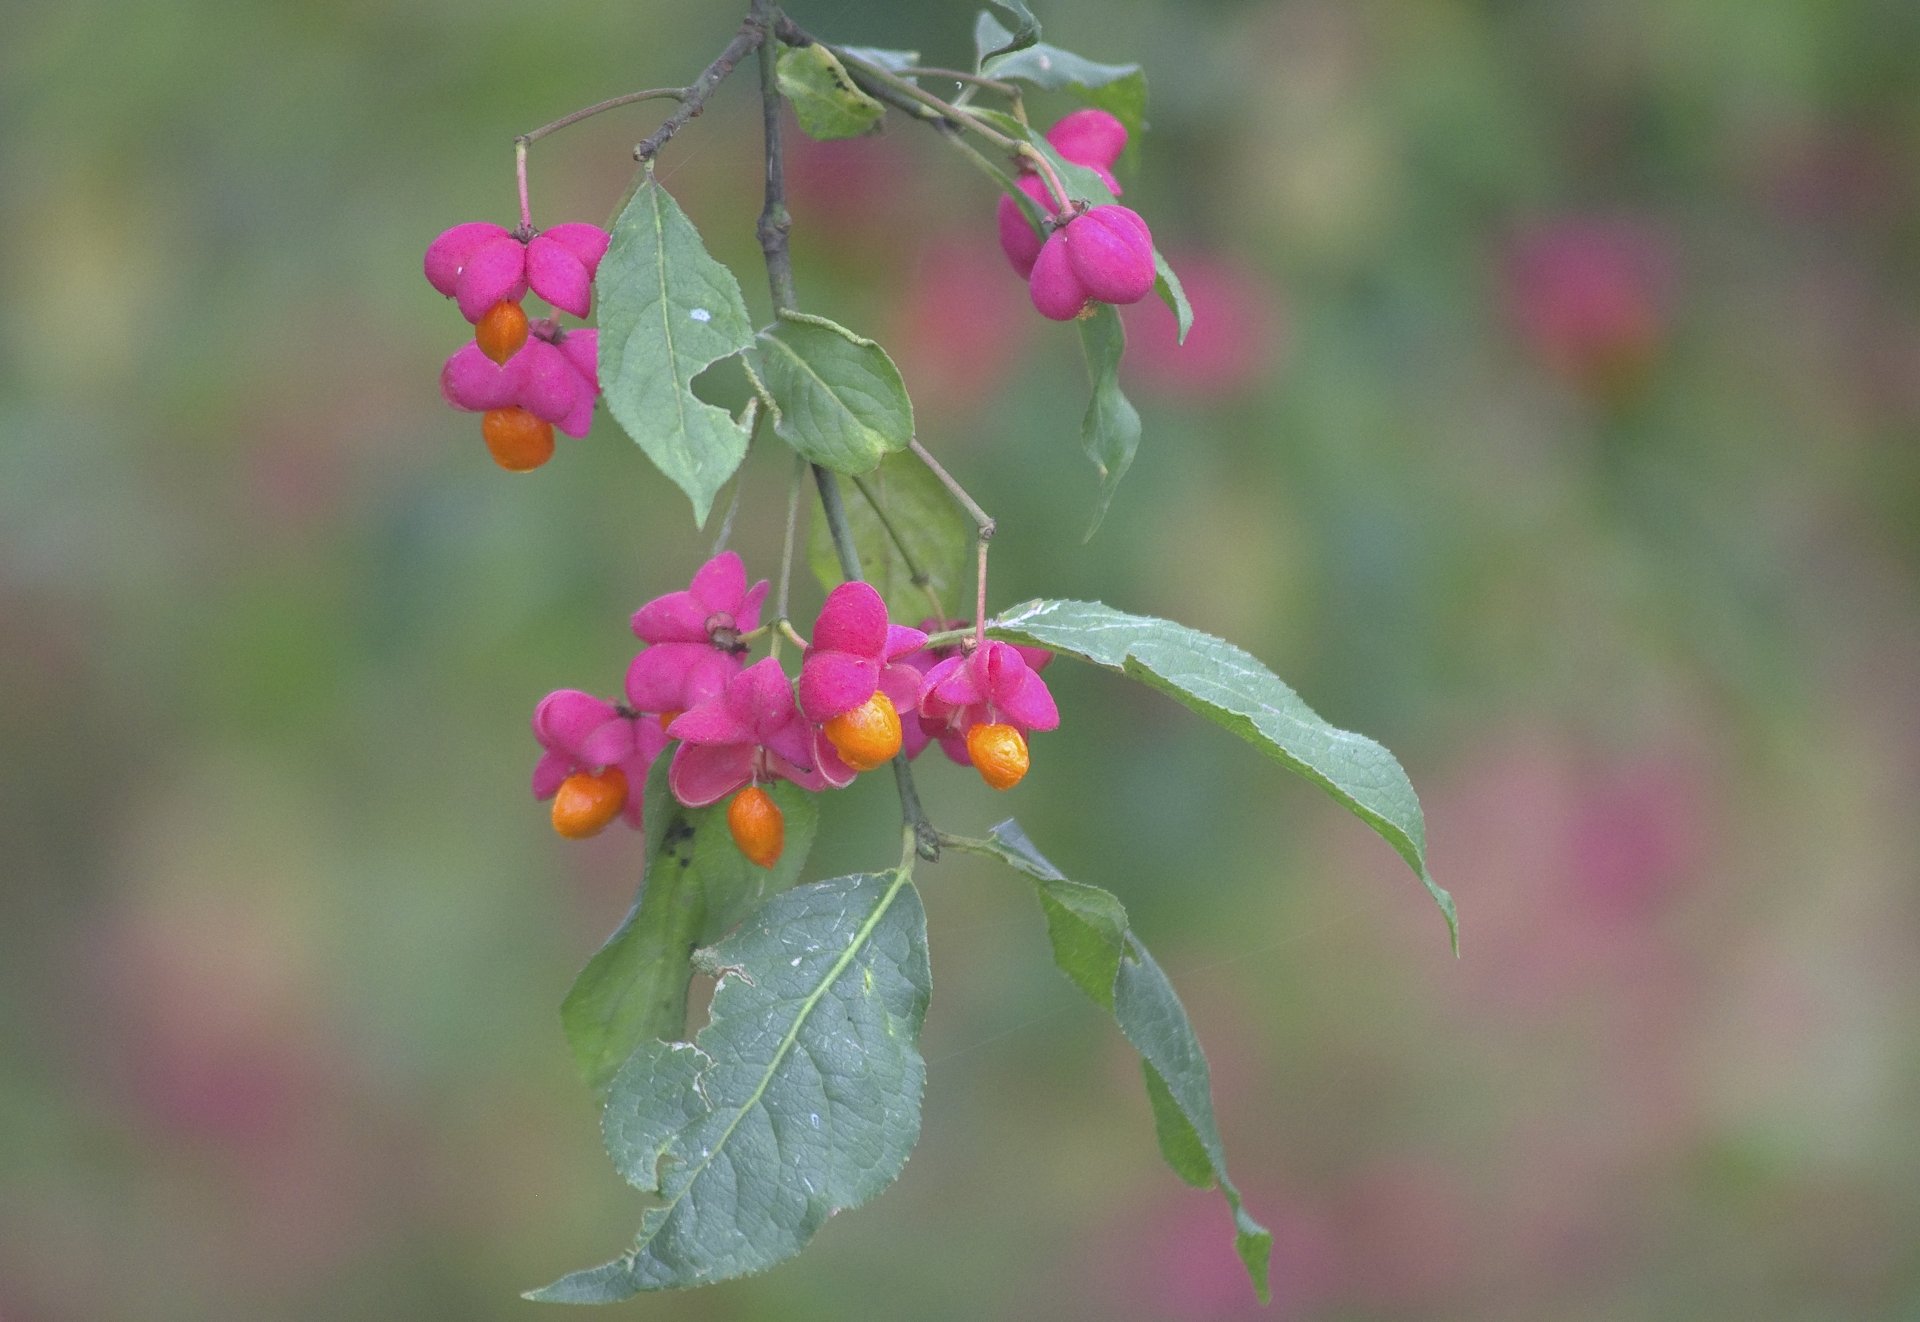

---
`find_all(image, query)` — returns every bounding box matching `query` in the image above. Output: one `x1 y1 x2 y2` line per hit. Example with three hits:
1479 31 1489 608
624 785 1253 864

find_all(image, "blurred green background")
6 1 1920 1318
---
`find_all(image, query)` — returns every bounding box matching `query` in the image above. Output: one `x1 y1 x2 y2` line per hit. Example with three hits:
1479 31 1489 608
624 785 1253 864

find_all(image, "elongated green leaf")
808 451 972 625
989 600 1456 946
1077 305 1139 538
776 43 886 140
974 5 1040 66
750 311 914 476
1153 250 1193 345
971 821 1272 1302
560 761 820 1090
980 23 1148 139
528 870 930 1301
596 173 755 524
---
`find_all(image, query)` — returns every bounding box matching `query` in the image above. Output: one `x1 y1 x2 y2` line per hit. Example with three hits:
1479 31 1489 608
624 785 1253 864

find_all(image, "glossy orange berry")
823 693 903 772
481 407 555 472
727 786 784 868
966 722 1030 791
551 766 628 839
475 299 529 364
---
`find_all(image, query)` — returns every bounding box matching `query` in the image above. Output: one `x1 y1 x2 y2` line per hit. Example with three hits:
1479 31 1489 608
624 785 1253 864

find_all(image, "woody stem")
751 0 939 861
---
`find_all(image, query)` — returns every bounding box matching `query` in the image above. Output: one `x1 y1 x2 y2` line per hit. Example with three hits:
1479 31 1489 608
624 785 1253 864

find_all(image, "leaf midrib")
627 869 912 1263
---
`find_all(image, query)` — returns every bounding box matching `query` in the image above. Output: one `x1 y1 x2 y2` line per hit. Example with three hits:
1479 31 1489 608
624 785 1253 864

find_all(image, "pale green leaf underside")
979 17 1148 139
528 871 930 1301
750 312 914 476
988 600 1457 948
809 450 972 625
775 43 885 140
1076 304 1139 538
834 45 921 74
974 821 1272 1302
974 5 1041 66
596 174 755 524
560 761 820 1091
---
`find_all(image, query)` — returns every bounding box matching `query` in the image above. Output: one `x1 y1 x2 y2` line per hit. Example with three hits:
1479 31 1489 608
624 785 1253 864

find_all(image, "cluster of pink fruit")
423 219 611 470
532 554 1058 866
996 109 1157 321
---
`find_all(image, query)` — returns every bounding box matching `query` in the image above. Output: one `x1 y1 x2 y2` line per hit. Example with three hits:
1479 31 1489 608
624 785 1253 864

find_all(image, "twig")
770 452 806 662
894 67 1024 102
909 439 995 537
518 87 689 148
753 0 938 860
849 472 946 622
906 440 995 647
812 466 863 581
634 20 765 161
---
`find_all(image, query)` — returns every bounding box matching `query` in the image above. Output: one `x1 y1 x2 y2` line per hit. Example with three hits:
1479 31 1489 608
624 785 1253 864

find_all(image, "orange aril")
551 766 628 839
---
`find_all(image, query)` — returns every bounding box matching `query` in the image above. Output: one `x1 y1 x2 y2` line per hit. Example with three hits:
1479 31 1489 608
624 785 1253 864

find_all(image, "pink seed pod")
1047 108 1128 172
1028 229 1092 320
996 174 1056 277
1063 204 1156 305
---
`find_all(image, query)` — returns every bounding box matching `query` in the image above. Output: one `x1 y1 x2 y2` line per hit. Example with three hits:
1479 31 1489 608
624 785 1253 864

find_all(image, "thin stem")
849 472 946 621
812 467 863 581
633 20 765 161
838 51 1021 151
1020 146 1075 216
920 625 979 651
910 439 995 536
907 439 995 646
710 399 761 556
894 67 1023 100
770 452 806 662
974 540 989 648
935 831 998 857
515 140 532 230
518 86 689 148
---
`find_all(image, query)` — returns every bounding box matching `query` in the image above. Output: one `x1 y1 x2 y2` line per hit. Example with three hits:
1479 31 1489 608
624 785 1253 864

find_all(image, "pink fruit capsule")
1046 108 1129 172
1063 204 1156 305
996 174 1056 278
1028 229 1092 320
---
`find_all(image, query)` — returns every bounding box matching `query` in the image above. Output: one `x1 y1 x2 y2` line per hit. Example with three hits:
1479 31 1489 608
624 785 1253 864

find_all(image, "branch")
518 87 688 148
753 0 939 862
633 19 765 162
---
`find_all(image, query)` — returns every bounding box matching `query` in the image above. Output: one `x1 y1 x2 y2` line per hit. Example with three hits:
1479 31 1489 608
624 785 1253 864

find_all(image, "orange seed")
823 693 903 772
966 722 1030 791
481 407 555 472
475 299 529 364
551 767 628 839
727 786 785 868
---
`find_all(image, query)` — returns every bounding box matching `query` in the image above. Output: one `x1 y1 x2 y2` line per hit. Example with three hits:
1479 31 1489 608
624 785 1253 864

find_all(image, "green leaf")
560 761 820 1090
981 35 1148 141
808 451 972 625
988 600 1458 948
775 43 886 140
970 821 1272 1302
749 311 914 476
974 6 1041 67
1154 249 1193 345
529 870 931 1300
1076 304 1140 538
596 173 756 524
